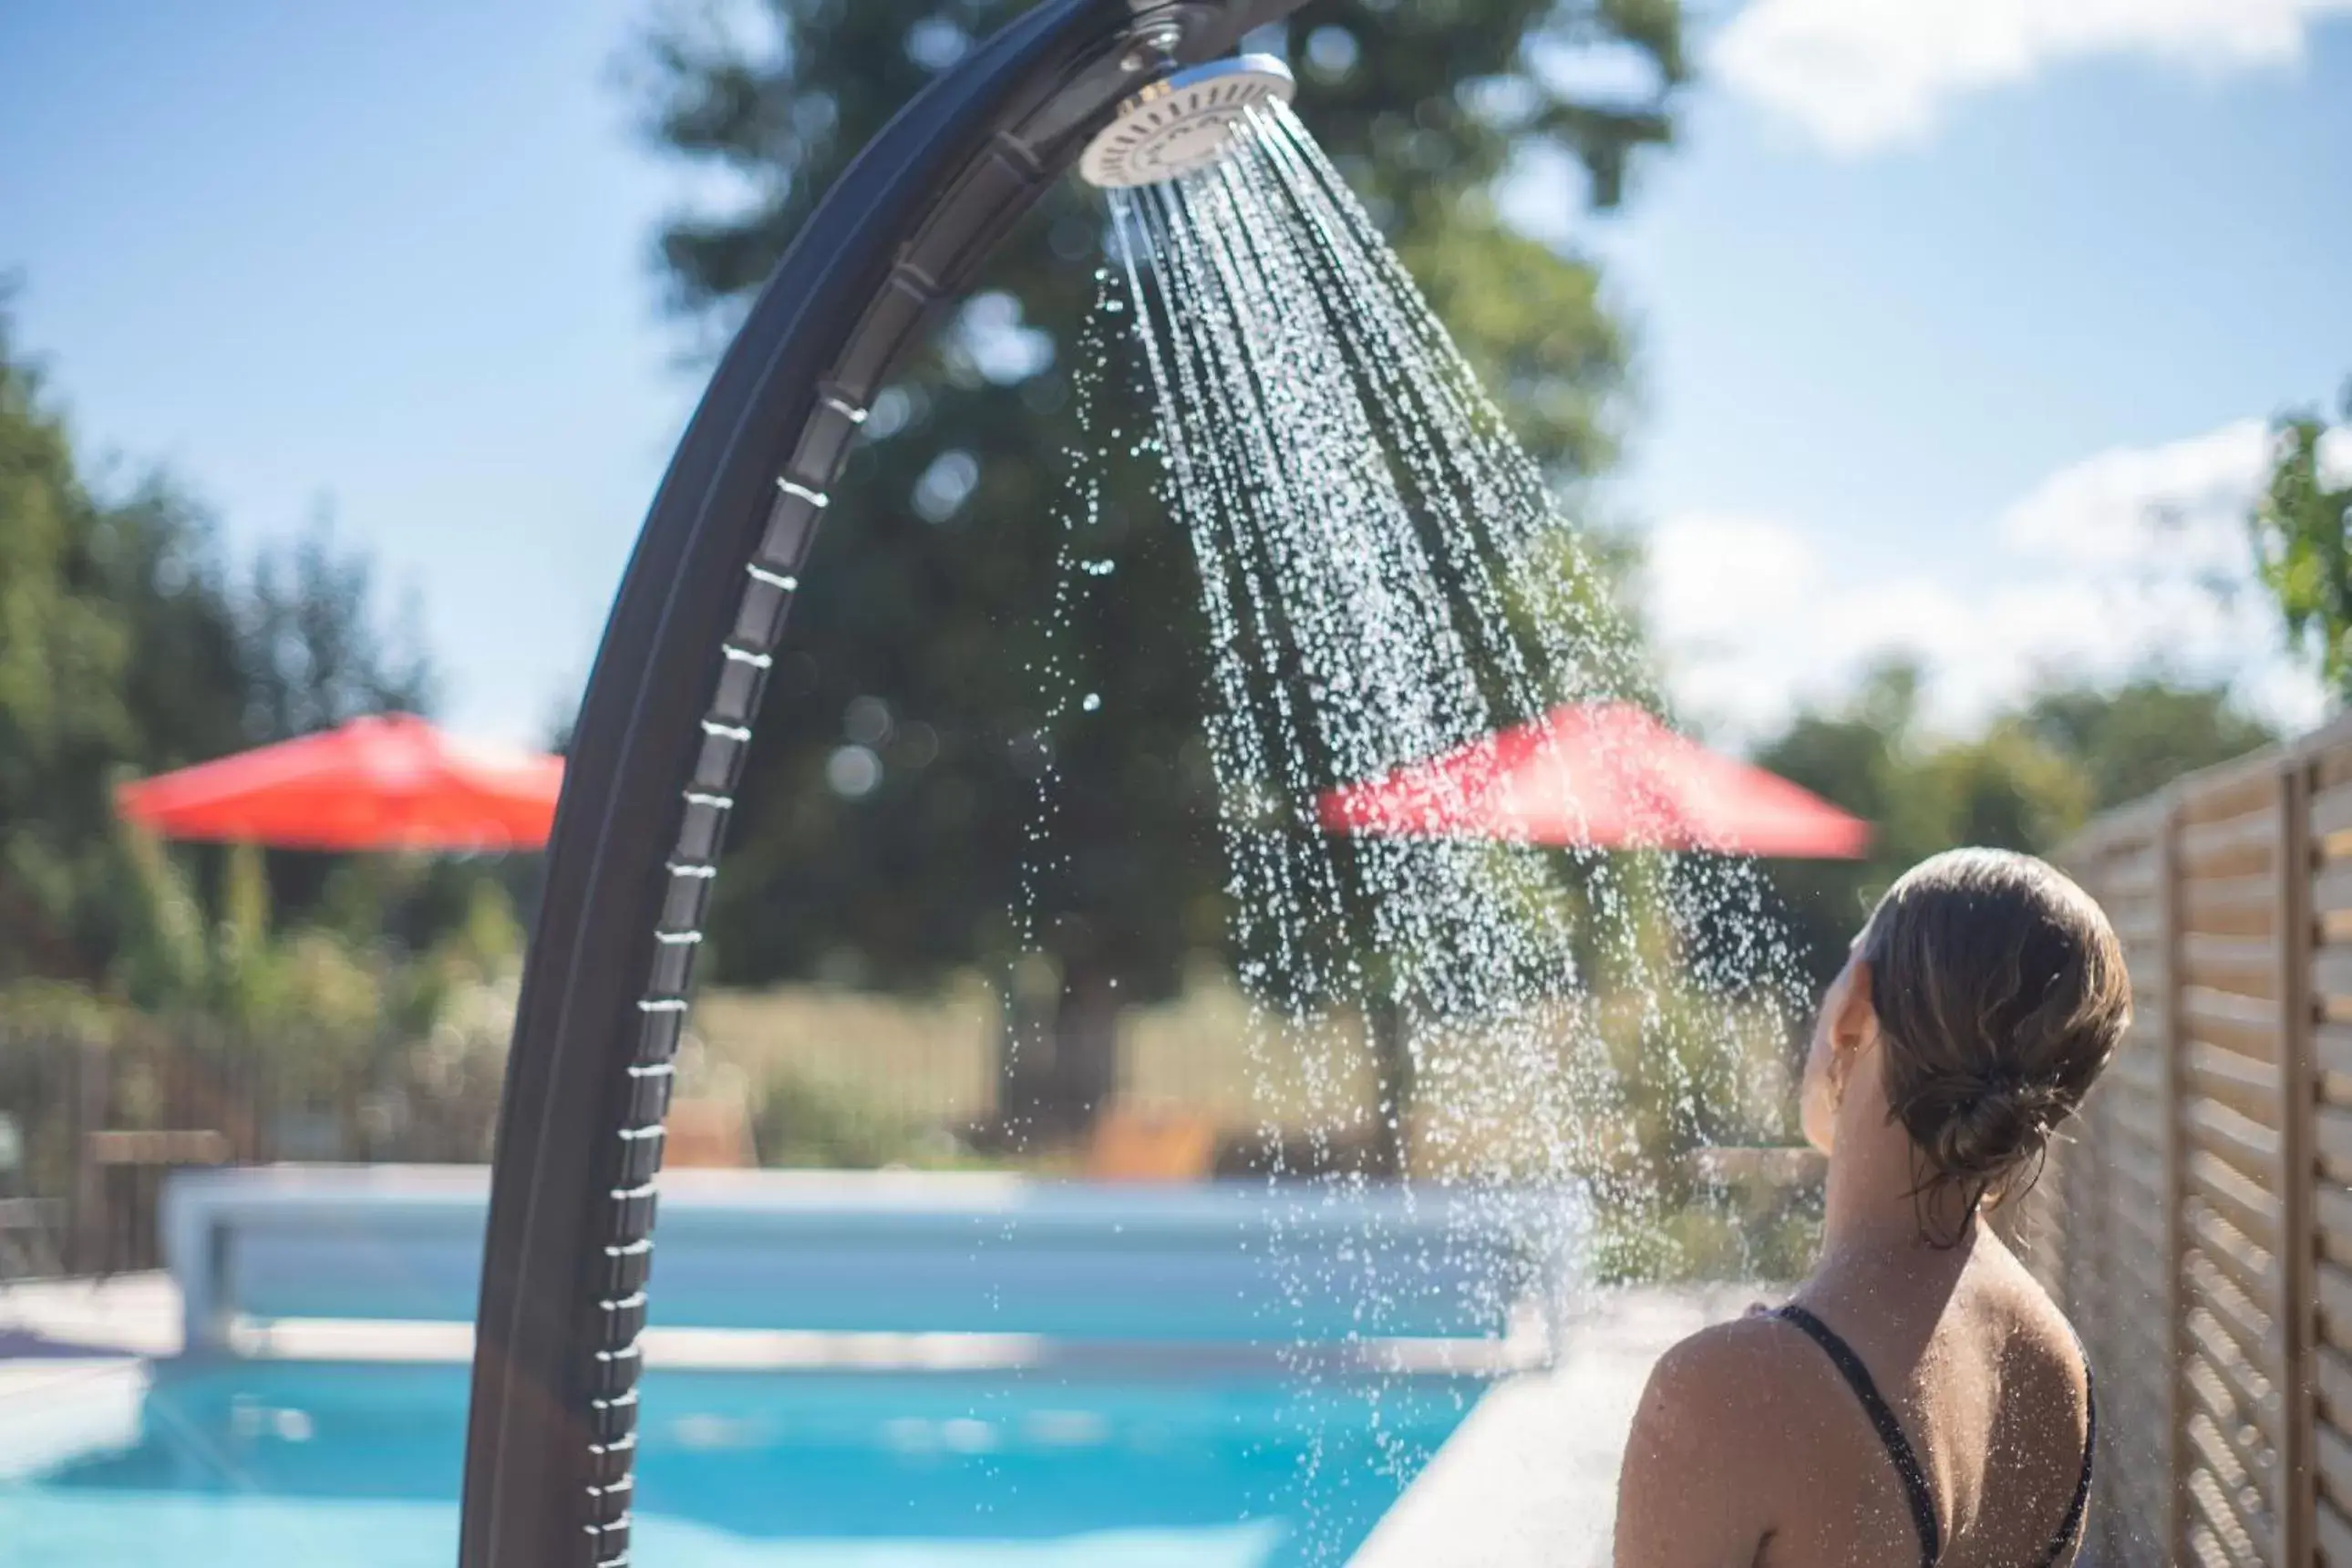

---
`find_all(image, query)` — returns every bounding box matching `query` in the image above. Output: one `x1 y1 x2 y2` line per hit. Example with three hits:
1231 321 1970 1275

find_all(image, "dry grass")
685 969 1381 1143
686 977 999 1129
1116 967 1379 1131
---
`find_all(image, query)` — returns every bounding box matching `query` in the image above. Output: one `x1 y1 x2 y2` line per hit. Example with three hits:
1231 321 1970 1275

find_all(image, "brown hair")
1860 848 2131 1212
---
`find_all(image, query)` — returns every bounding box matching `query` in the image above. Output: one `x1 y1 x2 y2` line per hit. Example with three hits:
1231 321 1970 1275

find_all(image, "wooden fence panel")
2055 724 2352 1565
2052 810 2179 1564
2181 777 2286 1568
2307 741 2352 1563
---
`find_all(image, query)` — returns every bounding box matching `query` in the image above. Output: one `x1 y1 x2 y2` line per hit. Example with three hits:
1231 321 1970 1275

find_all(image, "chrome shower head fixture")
1078 54 1295 188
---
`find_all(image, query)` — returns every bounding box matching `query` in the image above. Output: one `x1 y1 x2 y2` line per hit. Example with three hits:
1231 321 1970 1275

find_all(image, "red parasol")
114 713 564 852
1317 701 1870 859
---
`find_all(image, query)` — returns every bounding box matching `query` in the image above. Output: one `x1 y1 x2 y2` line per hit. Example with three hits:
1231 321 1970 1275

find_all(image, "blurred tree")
0 315 257 979
0 311 137 978
235 512 446 925
1755 665 2276 985
2022 677 2274 811
1753 664 1935 986
111 805 524 1140
1758 664 2082 985
2248 377 2352 699
1924 717 2089 854
0 307 467 983
239 512 438 745
90 484 250 776
634 0 1687 1134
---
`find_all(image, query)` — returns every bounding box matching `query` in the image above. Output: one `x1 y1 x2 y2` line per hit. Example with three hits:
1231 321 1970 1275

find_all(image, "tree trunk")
997 960 1120 1146
1050 964 1120 1137
1367 995 1412 1179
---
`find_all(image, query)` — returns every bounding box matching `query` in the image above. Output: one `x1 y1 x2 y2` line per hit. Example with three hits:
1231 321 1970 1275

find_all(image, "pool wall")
164 1167 1564 1360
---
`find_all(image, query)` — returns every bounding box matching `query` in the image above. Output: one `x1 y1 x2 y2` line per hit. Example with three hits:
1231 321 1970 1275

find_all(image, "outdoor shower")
1078 54 1297 188
459 6 1313 1567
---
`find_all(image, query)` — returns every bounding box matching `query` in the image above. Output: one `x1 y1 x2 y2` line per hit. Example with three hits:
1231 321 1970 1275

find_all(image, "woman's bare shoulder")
1614 1312 1840 1564
1640 1310 1830 1427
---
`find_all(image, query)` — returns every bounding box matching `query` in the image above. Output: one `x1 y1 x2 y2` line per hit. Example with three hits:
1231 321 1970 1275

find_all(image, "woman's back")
1620 1230 2094 1567
1614 850 2128 1567
1754 1240 2091 1567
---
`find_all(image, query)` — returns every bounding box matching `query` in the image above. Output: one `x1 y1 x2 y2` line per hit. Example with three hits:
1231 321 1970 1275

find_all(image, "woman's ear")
1829 958 1877 1095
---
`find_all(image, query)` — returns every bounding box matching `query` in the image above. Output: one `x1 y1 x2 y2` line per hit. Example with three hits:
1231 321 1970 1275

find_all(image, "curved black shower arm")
459 3 1308 1566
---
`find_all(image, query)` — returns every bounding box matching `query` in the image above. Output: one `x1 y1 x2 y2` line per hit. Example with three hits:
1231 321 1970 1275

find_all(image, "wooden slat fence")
2032 721 2352 1563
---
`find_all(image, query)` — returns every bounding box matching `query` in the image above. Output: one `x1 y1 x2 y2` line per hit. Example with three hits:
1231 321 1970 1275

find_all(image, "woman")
1614 849 2130 1567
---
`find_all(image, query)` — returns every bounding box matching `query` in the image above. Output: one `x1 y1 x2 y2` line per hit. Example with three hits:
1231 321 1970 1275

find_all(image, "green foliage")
91 483 250 773
0 306 471 987
749 1064 978 1169
109 826 526 1078
1395 195 1627 482
1408 972 1814 1283
1924 718 2090 853
1587 1185 1821 1284
2248 379 2352 698
106 804 524 1113
0 317 145 977
632 0 1686 1103
1756 662 2274 983
240 514 438 744
1583 985 1799 1178
0 294 512 1172
2022 679 2276 811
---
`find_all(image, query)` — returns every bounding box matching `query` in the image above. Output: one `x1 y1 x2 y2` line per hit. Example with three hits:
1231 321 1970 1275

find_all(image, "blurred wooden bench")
665 1097 756 1169
1085 1105 1218 1181
88 1130 232 1167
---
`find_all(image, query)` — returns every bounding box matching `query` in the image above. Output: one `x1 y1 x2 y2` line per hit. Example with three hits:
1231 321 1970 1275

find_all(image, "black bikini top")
1772 1303 2094 1568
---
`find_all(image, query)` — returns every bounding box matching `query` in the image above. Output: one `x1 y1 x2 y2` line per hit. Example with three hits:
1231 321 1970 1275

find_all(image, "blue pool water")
2 1359 1479 1566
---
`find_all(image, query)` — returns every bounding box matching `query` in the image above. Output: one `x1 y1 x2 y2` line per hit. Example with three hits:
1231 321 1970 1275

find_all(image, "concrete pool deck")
0 1273 181 1360
1 1270 1748 1564
1356 1284 1752 1568
0 1274 174 1483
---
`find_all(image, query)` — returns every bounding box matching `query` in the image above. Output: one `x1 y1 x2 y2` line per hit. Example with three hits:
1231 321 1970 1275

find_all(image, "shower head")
1078 54 1295 189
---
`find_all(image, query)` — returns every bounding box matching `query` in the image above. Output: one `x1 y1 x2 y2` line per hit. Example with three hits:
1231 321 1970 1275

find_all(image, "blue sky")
1581 0 2352 739
0 0 687 744
5 0 2350 747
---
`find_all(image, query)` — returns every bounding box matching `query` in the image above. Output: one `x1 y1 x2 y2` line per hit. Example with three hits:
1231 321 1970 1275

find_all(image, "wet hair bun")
1862 848 2132 1202
1902 1072 2071 1190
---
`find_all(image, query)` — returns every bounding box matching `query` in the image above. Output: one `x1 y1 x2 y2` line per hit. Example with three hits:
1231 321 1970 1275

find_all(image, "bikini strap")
1774 1304 1941 1566
2032 1346 2096 1566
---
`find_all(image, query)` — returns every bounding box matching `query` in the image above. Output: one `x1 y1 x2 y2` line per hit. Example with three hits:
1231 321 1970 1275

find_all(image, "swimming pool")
0 1169 1549 1563
5 1358 1478 1566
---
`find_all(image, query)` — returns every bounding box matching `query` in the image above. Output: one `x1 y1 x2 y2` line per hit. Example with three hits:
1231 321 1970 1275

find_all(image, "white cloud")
1644 511 1819 652
1995 418 2268 567
1645 418 2337 746
1713 0 2352 154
